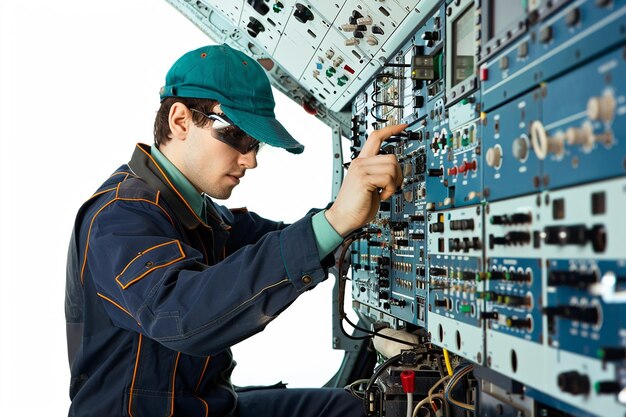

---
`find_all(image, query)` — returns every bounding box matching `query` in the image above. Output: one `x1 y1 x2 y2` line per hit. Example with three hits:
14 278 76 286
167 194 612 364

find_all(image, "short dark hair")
153 97 218 145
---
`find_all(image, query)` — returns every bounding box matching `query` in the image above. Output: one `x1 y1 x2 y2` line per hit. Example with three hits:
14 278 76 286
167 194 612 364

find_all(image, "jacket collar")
128 143 222 230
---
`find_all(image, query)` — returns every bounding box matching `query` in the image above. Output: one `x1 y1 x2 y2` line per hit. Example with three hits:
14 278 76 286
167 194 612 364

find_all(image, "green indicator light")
475 272 481 281
273 1 284 12
486 271 492 280
460 304 472 314
594 382 601 394
504 271 511 281
337 75 349 86
461 98 468 105
461 135 470 146
326 67 336 77
597 348 605 359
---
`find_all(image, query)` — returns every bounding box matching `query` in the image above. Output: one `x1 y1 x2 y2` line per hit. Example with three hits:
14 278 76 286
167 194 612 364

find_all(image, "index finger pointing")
358 123 409 158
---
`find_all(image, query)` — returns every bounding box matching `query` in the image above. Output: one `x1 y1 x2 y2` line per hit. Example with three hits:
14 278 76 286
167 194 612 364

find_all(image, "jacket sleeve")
86 198 330 357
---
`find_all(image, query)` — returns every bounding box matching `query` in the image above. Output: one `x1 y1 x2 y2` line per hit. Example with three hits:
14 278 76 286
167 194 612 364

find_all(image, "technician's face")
184 104 258 199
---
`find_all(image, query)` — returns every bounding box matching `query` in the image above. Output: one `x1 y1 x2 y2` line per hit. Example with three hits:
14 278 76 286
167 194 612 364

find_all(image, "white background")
0 1 349 414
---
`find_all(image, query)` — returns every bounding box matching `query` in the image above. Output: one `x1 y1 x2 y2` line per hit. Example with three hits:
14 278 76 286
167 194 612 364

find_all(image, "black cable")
365 353 403 392
383 63 411 68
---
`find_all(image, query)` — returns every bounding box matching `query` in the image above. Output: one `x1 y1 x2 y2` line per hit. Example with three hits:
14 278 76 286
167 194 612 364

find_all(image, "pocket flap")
116 240 185 289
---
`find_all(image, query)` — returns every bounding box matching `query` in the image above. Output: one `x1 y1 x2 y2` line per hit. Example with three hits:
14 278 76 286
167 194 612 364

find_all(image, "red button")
480 66 489 81
448 166 458 176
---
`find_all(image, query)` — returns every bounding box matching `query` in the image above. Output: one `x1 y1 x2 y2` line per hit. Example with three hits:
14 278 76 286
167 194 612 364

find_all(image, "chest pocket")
116 240 186 289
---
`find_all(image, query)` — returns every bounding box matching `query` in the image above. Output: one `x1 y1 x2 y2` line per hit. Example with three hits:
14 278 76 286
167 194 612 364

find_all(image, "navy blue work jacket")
65 143 333 417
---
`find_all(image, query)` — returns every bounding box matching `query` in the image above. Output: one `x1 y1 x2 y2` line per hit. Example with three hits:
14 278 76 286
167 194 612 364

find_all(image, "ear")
168 102 192 141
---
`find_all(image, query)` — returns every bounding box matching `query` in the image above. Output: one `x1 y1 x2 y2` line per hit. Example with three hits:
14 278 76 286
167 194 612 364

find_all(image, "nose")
239 149 258 169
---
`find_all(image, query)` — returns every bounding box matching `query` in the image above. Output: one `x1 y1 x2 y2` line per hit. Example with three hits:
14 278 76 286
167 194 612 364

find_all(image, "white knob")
565 122 594 150
512 135 529 162
486 145 502 168
587 93 615 122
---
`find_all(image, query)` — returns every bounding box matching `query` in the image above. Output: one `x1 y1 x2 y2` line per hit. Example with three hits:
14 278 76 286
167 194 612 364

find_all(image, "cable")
344 378 370 400
412 393 444 417
406 392 413 417
443 349 453 376
444 364 475 412
384 63 412 68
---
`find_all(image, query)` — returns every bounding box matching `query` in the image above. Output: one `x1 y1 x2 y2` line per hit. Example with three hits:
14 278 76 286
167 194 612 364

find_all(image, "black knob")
414 96 425 108
430 222 445 233
595 381 621 394
379 291 389 300
377 256 390 266
450 219 474 231
557 371 590 396
293 4 314 23
545 305 599 325
481 312 498 320
597 347 626 362
544 225 588 246
507 317 532 329
430 267 447 276
434 298 448 307
548 270 597 289
411 213 425 222
379 279 390 288
428 168 444 177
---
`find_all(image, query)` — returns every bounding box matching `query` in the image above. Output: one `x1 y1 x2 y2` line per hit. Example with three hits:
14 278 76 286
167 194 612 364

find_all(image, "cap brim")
221 105 305 154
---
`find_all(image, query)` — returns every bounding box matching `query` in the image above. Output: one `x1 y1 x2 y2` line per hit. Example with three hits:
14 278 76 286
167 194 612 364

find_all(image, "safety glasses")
190 108 261 154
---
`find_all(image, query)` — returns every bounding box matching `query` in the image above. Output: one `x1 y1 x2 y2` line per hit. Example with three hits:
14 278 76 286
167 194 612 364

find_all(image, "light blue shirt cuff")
311 210 343 260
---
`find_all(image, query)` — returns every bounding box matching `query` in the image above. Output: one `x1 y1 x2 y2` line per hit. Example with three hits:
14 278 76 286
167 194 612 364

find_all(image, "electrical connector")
400 370 415 393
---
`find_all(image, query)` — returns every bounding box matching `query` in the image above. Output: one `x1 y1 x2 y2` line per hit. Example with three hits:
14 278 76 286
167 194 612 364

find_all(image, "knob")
512 136 529 161
429 222 445 233
486 145 502 168
246 17 265 38
379 279 390 288
595 381 621 394
557 371 590 396
434 298 448 307
293 4 314 23
546 305 600 325
548 270 597 289
565 122 594 150
458 160 477 174
377 256 390 265
531 121 564 160
430 267 447 276
597 347 626 362
587 92 615 122
450 219 474 230
506 317 532 329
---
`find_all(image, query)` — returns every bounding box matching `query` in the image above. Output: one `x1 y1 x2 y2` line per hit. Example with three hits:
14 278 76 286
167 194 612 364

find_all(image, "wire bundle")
443 364 475 412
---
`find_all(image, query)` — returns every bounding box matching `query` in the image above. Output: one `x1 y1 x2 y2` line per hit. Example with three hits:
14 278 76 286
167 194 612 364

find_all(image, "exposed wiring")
412 393 444 417
344 378 370 400
444 364 475 412
443 349 453 376
406 392 413 417
365 353 403 392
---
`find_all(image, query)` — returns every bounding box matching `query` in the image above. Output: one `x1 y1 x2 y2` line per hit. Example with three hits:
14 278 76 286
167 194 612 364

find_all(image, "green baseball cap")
160 44 304 154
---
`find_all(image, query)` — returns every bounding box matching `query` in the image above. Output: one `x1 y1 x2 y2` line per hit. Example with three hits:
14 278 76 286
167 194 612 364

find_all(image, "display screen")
452 7 475 86
489 0 525 40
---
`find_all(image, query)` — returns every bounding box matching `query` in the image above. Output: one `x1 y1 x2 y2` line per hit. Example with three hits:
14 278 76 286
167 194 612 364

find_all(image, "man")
65 44 405 417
